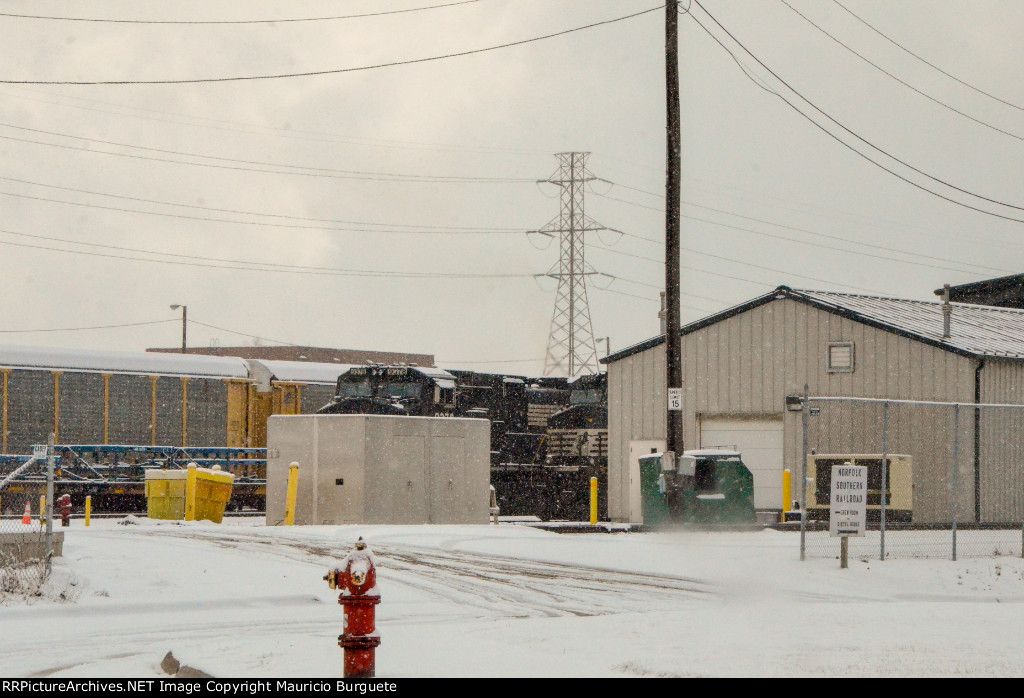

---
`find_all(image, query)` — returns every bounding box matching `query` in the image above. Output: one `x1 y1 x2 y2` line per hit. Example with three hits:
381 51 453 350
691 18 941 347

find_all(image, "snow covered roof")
246 359 355 385
0 344 250 378
684 449 742 458
604 286 1024 364
414 366 458 380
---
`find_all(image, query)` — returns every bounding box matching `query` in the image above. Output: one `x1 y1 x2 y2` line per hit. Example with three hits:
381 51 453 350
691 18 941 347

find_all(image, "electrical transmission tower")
537 152 606 378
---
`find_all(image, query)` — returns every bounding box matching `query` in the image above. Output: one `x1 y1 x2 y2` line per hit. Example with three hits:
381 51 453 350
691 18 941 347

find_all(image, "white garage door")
700 416 784 510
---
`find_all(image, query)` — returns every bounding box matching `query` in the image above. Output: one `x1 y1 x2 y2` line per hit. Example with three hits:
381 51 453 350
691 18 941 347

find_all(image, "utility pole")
538 152 605 378
665 1 683 456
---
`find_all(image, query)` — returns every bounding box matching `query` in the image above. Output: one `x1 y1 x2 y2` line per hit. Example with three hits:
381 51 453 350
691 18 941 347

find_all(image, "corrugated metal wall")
58 372 105 444
978 359 1024 522
155 377 185 446
107 374 153 445
6 370 54 453
186 379 228 446
301 385 336 414
608 298 980 522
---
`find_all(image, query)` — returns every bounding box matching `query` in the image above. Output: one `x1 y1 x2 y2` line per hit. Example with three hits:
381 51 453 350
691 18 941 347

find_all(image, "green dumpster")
639 453 673 527
673 450 756 525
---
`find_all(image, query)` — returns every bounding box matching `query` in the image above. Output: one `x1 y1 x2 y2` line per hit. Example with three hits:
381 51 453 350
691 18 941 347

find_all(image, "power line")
0 0 481 25
592 188 1008 275
438 357 544 365
2 85 552 157
0 319 176 333
0 129 534 184
596 173 1024 257
187 320 297 347
0 120 534 182
0 232 546 279
831 0 1024 115
779 0 1024 144
686 0 1024 223
588 238 878 294
0 185 528 236
0 173 526 232
0 5 664 85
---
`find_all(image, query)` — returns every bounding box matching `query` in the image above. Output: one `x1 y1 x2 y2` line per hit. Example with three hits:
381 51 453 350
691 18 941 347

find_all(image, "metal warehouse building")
603 286 1024 524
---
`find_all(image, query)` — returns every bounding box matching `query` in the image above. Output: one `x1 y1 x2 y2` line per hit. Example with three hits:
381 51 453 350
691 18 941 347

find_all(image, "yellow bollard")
284 462 299 526
39 495 45 524
185 463 197 522
85 495 91 527
590 476 598 525
782 469 792 517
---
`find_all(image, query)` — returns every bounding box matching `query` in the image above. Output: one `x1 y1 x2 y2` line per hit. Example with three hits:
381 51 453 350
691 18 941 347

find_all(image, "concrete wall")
266 414 490 525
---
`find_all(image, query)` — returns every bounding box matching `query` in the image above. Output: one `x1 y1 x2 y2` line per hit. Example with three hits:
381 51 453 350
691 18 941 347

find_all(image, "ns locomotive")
316 364 609 520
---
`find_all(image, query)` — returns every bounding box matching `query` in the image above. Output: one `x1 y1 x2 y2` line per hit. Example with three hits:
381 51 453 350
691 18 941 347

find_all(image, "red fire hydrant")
324 537 380 678
57 494 72 527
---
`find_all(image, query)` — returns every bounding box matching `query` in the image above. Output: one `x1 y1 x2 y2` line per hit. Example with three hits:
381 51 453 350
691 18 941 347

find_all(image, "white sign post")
667 388 682 411
830 463 867 569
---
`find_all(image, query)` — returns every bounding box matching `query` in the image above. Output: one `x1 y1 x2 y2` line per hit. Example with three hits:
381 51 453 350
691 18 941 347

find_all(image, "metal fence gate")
800 397 1024 560
0 435 56 599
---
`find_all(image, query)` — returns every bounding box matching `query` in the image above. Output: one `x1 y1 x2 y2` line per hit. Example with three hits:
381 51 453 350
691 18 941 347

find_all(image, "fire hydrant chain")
324 537 381 679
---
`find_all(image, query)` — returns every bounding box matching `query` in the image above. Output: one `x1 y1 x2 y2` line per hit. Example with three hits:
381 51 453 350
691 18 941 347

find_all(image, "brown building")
935 274 1024 309
146 345 434 367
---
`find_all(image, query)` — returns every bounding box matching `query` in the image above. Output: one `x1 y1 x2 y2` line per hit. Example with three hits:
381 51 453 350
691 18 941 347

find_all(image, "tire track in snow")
128 527 713 620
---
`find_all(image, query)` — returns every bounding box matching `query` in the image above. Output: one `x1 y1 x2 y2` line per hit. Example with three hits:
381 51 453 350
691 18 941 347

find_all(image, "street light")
170 304 187 354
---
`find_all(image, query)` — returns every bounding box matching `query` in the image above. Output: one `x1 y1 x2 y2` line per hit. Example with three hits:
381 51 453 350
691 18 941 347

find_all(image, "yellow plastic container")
144 469 188 520
193 466 235 524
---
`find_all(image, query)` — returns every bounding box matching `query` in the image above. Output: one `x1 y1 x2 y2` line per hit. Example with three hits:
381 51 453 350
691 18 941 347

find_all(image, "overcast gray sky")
1 0 1022 376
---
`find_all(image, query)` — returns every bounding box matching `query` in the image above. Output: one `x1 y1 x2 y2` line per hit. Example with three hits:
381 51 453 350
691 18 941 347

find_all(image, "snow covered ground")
2 518 1023 678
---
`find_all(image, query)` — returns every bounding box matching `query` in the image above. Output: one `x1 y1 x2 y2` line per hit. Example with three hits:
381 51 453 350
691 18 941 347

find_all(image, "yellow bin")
144 469 188 520
193 466 235 524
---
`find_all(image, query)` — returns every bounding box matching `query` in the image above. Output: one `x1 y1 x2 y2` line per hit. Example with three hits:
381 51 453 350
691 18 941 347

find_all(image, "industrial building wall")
608 298 978 522
978 359 1024 522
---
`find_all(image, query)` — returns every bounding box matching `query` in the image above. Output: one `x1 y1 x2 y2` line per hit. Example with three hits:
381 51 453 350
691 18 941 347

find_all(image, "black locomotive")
316 365 608 520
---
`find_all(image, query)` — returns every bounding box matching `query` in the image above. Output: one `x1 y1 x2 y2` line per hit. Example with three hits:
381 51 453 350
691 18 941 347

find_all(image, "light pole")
600 337 611 359
170 304 187 353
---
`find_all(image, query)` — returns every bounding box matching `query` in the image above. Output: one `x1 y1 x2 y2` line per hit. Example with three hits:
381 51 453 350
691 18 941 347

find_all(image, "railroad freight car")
0 344 355 512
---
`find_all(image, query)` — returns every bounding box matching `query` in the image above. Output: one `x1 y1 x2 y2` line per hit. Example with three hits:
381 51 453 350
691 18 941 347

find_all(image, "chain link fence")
0 439 56 601
800 397 1024 560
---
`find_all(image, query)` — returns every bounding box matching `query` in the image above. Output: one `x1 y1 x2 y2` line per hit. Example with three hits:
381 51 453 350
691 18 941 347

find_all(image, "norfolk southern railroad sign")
829 464 867 537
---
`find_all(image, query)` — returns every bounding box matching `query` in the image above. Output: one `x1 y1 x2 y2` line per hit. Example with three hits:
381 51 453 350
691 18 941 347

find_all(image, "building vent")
827 342 855 373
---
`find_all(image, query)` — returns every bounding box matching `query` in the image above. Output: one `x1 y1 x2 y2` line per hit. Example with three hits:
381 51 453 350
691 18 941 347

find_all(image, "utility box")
266 414 490 525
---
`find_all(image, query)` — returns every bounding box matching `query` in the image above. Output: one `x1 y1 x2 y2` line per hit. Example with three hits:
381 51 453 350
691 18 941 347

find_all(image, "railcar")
0 344 354 512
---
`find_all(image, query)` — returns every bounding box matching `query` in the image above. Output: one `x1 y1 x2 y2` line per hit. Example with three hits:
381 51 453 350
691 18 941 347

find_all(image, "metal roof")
247 359 355 385
0 344 251 378
603 286 1024 364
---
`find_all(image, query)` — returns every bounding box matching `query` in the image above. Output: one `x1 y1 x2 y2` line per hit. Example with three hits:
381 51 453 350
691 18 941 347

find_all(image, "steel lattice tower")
539 152 603 378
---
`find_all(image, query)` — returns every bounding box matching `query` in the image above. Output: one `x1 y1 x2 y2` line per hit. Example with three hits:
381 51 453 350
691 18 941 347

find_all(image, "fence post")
952 404 960 562
800 384 809 561
880 401 888 561
45 432 54 577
